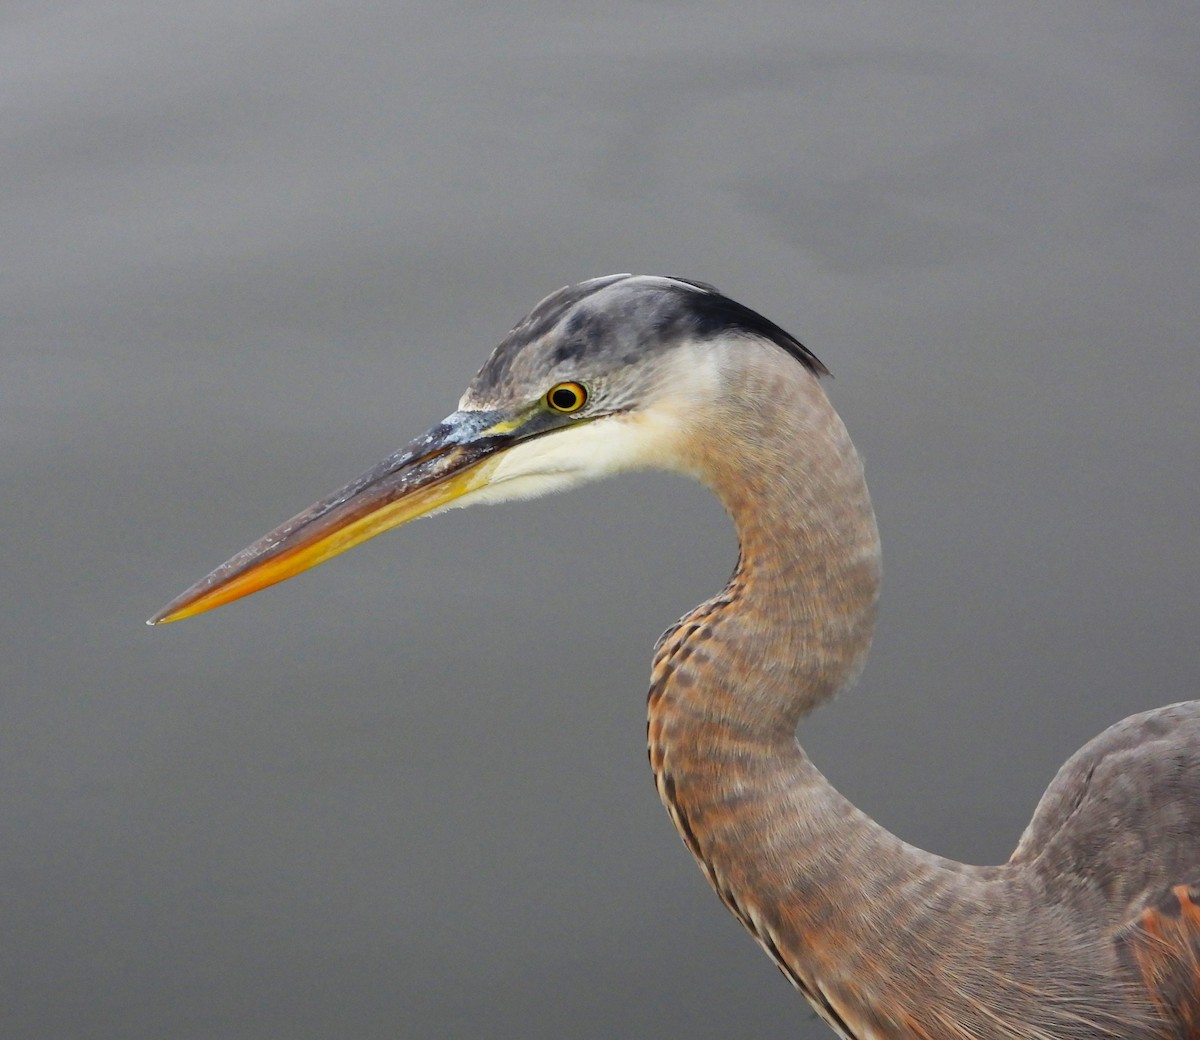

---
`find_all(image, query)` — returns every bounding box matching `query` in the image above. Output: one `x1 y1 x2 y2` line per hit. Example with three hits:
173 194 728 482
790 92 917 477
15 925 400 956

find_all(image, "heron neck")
647 356 928 1022
648 354 887 815
663 355 882 734
643 350 1140 1038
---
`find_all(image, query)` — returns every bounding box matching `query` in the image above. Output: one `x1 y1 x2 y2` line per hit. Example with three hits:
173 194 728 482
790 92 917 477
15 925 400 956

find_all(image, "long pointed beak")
148 410 519 625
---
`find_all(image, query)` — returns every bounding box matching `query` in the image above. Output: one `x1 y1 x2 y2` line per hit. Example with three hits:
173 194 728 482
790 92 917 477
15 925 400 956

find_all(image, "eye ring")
546 381 588 413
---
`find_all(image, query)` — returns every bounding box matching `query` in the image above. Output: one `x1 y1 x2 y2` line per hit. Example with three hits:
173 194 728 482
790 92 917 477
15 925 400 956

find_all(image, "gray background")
4 2 1198 1038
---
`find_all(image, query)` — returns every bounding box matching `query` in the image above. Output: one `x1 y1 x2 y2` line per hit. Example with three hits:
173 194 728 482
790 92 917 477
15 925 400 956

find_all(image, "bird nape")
151 274 1200 1040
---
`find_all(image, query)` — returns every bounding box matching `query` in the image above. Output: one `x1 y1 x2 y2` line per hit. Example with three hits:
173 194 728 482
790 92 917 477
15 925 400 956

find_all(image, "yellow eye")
546 381 588 413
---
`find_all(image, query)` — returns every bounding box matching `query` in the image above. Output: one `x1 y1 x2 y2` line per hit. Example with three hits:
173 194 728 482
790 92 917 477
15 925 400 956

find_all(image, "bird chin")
441 410 682 512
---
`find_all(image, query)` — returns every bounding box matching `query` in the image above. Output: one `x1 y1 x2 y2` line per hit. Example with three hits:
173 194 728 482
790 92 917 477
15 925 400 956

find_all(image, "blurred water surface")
3 3 1198 1038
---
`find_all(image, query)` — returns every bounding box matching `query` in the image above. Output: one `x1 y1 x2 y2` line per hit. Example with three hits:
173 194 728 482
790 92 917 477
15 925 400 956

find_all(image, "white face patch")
435 410 679 512
436 341 727 513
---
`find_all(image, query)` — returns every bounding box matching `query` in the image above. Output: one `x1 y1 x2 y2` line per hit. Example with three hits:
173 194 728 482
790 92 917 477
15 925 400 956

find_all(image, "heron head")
149 274 826 624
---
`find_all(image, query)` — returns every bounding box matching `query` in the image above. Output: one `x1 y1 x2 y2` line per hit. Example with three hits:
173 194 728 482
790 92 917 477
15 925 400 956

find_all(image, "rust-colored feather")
1118 884 1200 1038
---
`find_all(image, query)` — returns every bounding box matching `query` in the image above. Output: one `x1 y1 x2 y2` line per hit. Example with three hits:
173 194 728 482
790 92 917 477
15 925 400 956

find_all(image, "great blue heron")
151 274 1200 1039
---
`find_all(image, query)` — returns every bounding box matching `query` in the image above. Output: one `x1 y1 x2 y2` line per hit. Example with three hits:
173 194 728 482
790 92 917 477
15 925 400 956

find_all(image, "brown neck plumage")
646 350 980 1036
647 352 902 1024
644 347 1146 1040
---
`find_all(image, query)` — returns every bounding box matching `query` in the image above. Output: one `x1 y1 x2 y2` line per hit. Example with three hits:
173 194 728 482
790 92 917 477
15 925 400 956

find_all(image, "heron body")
152 275 1200 1038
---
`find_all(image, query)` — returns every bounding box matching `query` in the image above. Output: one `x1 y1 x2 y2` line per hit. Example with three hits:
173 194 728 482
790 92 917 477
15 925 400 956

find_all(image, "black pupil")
551 386 580 410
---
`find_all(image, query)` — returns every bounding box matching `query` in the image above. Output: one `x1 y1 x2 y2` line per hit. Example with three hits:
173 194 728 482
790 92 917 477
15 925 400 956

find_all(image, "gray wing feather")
1011 702 1200 926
